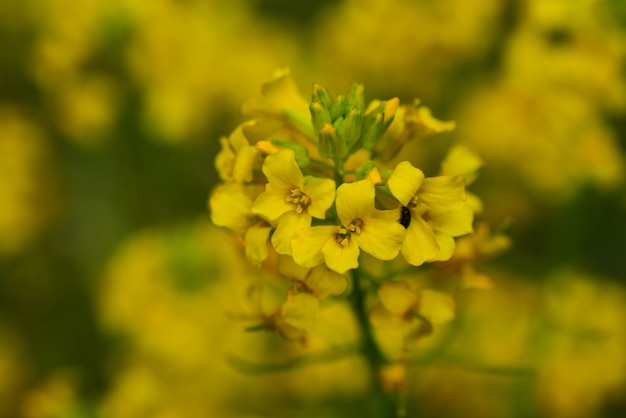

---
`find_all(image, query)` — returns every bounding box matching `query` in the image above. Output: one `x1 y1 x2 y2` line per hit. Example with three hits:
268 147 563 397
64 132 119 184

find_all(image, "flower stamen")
334 219 363 247
285 187 311 214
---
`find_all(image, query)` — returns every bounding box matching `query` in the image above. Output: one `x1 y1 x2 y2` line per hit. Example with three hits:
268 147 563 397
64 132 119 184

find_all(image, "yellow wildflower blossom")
278 256 348 299
208 183 271 265
292 179 406 274
377 280 455 325
440 143 484 214
388 161 472 266
370 279 455 357
252 149 335 255
215 122 259 183
374 101 457 161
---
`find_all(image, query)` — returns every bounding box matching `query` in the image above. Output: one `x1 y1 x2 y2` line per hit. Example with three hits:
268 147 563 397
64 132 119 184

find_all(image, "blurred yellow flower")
215 122 260 184
0 109 62 255
209 183 272 266
375 102 457 162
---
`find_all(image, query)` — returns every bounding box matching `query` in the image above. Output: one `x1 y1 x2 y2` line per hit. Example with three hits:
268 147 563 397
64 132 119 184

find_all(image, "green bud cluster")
310 83 396 160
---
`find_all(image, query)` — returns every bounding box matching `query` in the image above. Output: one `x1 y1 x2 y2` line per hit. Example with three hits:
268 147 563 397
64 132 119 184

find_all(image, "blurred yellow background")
1 0 625 417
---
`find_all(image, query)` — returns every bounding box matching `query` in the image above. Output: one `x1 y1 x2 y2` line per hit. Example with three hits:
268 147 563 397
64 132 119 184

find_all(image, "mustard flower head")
207 72 502 373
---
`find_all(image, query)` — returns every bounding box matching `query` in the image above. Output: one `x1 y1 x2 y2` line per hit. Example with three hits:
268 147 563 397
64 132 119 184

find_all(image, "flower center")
285 187 311 214
334 219 362 247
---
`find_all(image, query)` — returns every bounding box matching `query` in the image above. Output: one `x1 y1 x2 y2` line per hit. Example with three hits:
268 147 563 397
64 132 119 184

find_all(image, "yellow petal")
292 225 335 268
460 265 493 290
429 231 456 262
244 225 272 266
369 303 403 328
215 137 235 182
305 265 348 299
465 192 484 214
367 167 383 185
255 140 280 155
413 106 456 137
418 176 465 211
401 215 439 266
232 145 258 183
271 212 311 255
251 183 293 222
209 184 252 232
262 149 304 189
428 207 474 237
418 290 455 324
281 291 320 331
277 255 310 282
229 124 251 152
440 144 483 185
355 218 405 260
261 68 310 121
303 176 336 219
378 281 418 316
322 236 360 274
388 161 425 206
336 179 374 227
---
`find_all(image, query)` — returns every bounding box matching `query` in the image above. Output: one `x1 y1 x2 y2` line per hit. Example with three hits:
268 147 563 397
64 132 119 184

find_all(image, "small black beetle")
399 206 411 229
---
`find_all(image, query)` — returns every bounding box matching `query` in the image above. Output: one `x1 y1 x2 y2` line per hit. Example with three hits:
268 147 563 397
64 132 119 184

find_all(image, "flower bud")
318 123 347 159
354 159 378 181
347 83 365 114
340 108 362 150
329 94 347 121
309 102 332 135
312 83 334 109
361 112 384 150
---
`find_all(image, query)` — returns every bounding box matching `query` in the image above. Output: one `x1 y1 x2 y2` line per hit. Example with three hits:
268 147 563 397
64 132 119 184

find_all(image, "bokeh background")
1 0 626 417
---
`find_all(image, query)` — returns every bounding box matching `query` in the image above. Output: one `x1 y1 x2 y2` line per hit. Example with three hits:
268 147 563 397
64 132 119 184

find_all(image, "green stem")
351 267 400 417
309 158 335 172
333 158 345 185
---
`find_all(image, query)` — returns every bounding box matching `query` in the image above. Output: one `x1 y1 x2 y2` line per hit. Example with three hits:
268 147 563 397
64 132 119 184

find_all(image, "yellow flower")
240 68 316 149
279 290 320 332
275 256 349 333
377 280 455 325
374 101 457 161
208 183 272 265
252 149 335 255
435 222 512 289
440 143 484 214
388 161 472 266
292 179 406 274
369 280 455 357
214 122 259 183
278 255 349 300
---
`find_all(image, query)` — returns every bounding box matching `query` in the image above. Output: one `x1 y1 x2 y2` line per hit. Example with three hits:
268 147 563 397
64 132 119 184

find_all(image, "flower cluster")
208 69 496 359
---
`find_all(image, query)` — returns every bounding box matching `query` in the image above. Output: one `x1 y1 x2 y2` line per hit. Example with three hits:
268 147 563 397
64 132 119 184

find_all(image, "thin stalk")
351 267 400 417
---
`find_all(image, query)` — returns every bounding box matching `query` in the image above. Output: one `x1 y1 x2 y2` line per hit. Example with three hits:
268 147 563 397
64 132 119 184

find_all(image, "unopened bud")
312 83 334 108
361 112 384 150
309 102 332 135
347 83 365 114
340 108 362 150
318 123 347 159
329 94 346 121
